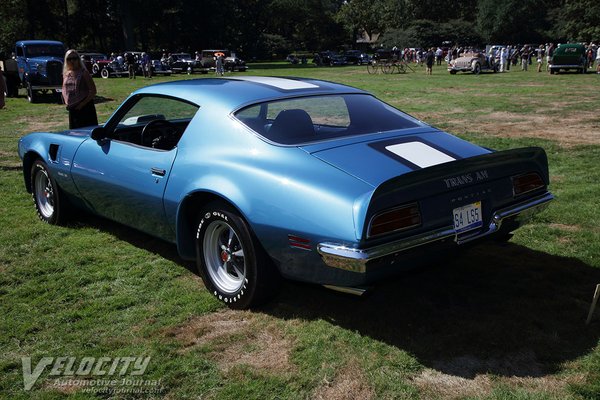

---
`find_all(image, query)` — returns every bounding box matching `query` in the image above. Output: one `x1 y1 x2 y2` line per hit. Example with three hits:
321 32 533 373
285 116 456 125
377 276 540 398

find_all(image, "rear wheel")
31 160 68 224
195 202 279 309
472 62 481 75
367 63 377 74
101 68 110 79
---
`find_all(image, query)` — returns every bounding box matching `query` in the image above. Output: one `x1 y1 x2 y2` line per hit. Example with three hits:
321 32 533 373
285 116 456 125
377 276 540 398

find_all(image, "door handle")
151 167 166 177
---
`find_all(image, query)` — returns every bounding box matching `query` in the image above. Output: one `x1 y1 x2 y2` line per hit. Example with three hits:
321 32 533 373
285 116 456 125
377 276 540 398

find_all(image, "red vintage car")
79 52 128 78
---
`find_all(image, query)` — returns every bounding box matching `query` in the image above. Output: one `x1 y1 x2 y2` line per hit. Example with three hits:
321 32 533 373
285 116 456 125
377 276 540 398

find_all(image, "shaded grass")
1 63 599 399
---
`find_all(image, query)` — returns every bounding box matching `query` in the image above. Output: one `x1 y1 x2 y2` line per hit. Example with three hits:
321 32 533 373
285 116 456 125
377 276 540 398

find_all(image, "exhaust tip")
323 284 371 296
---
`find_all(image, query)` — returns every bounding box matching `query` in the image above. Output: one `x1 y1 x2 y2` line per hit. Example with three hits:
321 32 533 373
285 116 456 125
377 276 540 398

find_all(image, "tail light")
512 172 545 196
368 203 421 238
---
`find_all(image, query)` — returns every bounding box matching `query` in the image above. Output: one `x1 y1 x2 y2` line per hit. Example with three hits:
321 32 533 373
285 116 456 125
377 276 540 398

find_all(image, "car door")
71 94 199 240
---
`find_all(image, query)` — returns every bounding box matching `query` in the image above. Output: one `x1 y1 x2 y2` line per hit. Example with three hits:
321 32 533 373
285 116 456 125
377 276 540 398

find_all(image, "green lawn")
1 63 600 399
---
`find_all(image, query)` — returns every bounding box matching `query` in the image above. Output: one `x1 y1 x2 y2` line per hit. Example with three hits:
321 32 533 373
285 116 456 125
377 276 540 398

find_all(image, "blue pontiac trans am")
18 76 553 308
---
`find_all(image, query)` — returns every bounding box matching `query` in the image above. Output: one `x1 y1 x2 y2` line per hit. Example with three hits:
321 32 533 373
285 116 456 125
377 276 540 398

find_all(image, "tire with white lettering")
195 202 278 309
31 159 68 224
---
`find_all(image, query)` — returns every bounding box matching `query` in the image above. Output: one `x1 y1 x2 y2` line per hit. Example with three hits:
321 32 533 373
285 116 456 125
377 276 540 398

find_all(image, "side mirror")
90 126 107 141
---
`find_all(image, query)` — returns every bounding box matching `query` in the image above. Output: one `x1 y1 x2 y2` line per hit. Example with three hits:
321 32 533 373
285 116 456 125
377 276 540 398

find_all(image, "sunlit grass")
1 63 599 399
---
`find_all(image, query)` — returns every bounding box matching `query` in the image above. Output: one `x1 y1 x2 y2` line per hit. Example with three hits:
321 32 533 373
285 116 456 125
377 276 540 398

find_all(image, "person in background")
215 54 224 76
499 47 507 72
126 52 136 79
142 52 152 78
435 47 443 65
425 48 434 75
62 49 98 129
521 45 530 71
596 46 600 74
536 45 545 72
0 66 6 109
546 43 554 71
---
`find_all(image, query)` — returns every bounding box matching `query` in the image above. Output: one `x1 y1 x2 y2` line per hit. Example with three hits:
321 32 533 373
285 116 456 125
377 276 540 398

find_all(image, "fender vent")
49 144 60 162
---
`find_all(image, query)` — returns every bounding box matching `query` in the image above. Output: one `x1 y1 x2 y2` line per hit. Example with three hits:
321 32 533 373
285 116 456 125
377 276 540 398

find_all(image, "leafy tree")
551 0 600 42
477 0 548 44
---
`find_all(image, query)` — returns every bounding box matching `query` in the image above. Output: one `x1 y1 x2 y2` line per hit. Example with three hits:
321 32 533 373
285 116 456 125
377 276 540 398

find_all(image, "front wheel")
195 203 278 309
367 63 377 74
31 160 68 224
101 68 110 79
26 82 37 103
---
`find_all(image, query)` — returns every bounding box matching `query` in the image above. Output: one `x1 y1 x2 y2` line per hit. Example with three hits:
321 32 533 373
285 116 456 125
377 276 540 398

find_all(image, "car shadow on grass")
261 241 600 379
70 215 600 378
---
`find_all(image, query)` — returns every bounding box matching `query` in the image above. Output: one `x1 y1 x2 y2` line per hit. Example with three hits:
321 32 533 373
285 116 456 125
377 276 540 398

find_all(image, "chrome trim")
318 192 554 273
548 64 585 68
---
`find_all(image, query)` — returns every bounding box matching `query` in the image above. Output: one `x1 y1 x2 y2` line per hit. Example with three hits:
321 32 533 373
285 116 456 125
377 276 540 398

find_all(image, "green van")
549 43 588 74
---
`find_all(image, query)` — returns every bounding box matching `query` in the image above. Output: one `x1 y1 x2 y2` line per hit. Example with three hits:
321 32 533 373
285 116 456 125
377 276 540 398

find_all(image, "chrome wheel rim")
203 220 246 294
34 169 54 219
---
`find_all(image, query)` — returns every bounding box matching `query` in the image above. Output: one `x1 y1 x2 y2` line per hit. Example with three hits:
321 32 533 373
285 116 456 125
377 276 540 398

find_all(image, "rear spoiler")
372 146 549 204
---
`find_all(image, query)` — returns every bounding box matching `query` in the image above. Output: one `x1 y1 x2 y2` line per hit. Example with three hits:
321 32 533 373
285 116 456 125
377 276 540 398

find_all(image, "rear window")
234 94 422 145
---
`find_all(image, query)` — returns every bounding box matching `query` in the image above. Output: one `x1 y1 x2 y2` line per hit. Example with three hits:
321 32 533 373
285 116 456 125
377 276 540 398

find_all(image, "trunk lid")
303 128 491 187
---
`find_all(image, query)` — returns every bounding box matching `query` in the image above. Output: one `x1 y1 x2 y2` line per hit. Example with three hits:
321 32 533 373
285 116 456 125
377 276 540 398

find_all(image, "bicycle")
367 61 381 74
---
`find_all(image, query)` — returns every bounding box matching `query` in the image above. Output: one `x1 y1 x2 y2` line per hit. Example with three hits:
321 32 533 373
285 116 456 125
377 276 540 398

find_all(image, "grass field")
1 62 600 399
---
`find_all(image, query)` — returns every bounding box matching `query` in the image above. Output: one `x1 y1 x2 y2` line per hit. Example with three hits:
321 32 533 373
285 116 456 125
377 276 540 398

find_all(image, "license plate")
453 201 483 233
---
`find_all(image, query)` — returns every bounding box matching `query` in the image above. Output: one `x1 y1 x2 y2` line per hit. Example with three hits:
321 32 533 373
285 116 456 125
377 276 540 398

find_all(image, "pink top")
62 68 95 107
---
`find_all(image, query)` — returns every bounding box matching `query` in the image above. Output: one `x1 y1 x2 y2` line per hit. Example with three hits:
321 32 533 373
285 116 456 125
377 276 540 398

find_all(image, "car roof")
133 76 367 111
16 40 64 46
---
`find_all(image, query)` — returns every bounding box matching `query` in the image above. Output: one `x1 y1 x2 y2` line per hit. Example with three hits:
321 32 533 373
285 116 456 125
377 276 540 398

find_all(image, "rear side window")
234 94 422 145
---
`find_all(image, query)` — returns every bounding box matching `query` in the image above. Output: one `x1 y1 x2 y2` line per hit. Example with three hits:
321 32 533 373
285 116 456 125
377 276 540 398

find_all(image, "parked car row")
286 50 371 67
77 49 248 79
162 50 248 74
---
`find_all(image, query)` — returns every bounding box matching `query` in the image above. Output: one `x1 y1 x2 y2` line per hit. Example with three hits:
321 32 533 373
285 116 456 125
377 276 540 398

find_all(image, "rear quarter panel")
164 104 373 274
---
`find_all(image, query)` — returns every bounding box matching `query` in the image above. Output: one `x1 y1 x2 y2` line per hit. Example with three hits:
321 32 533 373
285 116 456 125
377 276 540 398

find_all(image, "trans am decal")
370 138 461 170
385 142 456 168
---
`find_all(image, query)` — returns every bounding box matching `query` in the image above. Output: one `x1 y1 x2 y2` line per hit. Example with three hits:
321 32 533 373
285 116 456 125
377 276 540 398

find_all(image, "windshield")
24 44 65 58
234 94 423 145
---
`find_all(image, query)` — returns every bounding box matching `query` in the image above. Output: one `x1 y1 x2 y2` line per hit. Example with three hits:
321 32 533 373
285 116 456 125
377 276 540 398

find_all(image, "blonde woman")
62 49 97 129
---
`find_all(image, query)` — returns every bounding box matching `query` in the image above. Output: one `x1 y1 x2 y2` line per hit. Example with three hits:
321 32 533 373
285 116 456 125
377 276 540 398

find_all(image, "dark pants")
69 101 98 129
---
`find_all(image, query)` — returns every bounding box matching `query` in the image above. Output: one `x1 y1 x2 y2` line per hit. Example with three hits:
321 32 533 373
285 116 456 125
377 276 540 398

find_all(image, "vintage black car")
344 50 370 65
313 51 347 66
200 50 248 72
168 53 203 74
151 59 172 76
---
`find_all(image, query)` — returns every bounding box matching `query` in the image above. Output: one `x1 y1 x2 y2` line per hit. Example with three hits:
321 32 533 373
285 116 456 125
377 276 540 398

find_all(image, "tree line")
1 0 598 58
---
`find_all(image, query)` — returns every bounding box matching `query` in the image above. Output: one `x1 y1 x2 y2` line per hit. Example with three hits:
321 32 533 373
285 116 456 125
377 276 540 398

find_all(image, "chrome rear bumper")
317 192 554 273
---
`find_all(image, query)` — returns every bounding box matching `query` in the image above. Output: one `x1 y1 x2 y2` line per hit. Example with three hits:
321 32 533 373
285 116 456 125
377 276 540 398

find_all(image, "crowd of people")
395 42 600 74
107 52 153 79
